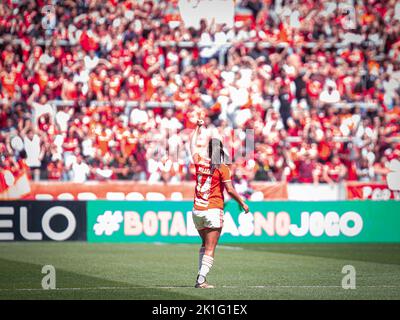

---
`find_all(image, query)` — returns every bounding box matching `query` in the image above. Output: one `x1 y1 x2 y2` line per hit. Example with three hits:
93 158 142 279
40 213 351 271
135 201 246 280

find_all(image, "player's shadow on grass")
0 258 200 300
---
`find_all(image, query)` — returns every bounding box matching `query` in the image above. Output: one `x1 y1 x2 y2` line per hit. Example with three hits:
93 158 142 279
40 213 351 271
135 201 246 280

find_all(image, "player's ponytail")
209 138 229 173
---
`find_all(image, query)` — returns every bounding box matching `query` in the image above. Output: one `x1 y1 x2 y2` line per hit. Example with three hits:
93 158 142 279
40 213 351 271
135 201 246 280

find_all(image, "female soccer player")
190 119 249 288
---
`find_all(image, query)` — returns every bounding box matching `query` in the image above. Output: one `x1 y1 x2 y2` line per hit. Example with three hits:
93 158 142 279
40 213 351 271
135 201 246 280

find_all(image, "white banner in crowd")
287 183 341 201
178 0 235 29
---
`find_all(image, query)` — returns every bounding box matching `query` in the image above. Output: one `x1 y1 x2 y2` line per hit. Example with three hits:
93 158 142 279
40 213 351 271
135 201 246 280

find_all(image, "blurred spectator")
68 154 90 183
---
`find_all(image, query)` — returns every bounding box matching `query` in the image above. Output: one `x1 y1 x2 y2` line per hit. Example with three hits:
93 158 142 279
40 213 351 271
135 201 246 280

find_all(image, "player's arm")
190 119 204 163
224 180 250 213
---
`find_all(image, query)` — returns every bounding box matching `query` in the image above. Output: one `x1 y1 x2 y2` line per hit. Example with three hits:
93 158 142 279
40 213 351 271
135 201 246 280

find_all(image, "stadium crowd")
0 0 400 189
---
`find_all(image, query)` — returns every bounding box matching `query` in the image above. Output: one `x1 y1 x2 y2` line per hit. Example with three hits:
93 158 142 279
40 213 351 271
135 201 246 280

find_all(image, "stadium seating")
0 0 399 195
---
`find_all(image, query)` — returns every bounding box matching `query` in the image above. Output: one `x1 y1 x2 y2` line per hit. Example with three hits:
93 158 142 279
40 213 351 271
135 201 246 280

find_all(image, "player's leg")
192 210 207 272
202 208 223 257
203 227 222 258
196 227 222 288
198 229 206 272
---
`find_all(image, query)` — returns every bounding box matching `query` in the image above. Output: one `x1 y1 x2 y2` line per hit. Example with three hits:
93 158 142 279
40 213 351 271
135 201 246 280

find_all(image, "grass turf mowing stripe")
0 243 399 299
227 243 400 265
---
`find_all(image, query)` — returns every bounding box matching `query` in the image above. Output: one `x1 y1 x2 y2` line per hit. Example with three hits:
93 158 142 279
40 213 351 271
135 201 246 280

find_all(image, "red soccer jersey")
193 153 231 211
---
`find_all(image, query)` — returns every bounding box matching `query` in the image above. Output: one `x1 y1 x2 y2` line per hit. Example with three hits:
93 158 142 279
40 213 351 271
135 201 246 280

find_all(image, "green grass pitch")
0 242 399 299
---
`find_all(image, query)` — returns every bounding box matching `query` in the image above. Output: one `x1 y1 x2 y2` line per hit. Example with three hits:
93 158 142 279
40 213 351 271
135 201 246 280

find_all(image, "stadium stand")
0 0 399 194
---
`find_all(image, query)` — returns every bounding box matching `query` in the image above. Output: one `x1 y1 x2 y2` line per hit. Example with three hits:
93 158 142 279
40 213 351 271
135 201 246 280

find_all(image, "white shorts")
192 208 224 230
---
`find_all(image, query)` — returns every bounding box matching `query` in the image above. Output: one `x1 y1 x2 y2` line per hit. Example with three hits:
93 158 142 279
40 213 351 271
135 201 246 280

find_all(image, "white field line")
0 285 399 292
161 244 244 251
217 245 244 250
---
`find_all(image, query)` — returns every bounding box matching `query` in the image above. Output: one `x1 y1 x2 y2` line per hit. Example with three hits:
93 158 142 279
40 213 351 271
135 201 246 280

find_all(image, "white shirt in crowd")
395 2 400 21
147 158 161 183
82 138 95 157
319 88 341 104
71 161 90 183
31 101 54 124
84 54 99 71
160 117 183 131
23 134 41 167
55 110 71 132
130 108 149 125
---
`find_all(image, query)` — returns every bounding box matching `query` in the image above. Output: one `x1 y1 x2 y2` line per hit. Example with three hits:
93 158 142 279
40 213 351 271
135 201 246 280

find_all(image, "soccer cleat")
195 276 215 288
195 281 215 289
